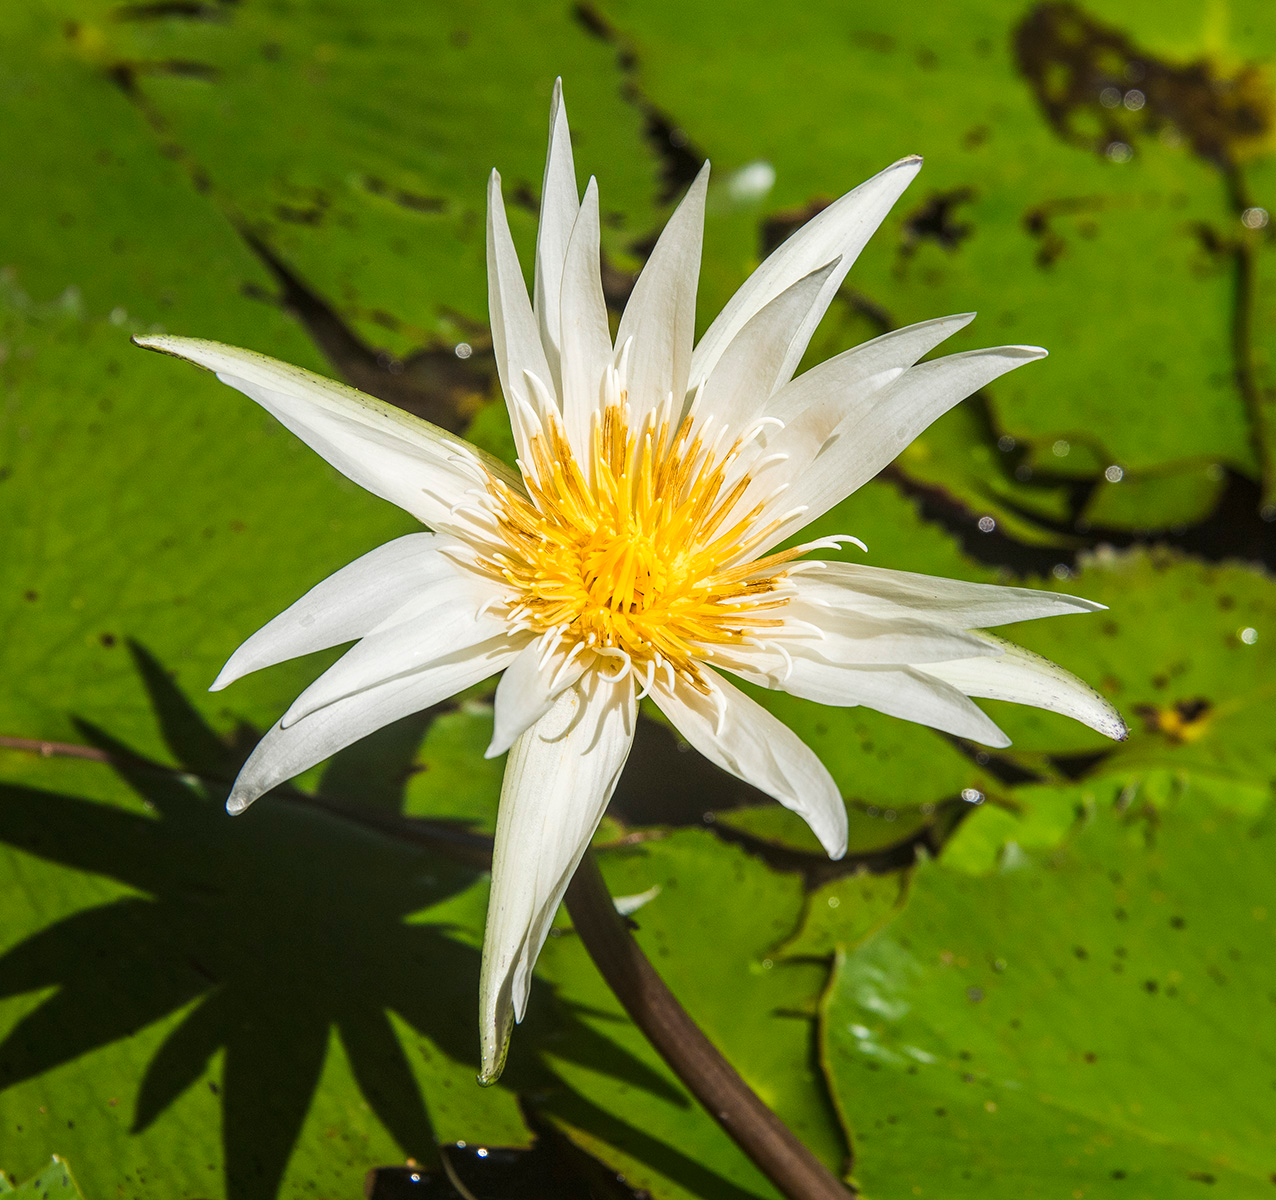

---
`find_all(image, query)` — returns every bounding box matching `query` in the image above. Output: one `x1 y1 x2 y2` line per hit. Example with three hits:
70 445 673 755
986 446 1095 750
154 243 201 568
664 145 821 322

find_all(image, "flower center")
473 392 810 690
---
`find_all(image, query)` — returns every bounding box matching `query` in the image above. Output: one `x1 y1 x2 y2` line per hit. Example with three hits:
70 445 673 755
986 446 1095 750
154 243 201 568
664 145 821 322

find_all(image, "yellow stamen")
477 400 808 691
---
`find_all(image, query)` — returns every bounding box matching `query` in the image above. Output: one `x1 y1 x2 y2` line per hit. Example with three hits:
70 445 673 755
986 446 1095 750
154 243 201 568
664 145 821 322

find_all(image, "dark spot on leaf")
1188 1172 1217 1185
100 634 116 648
851 30 895 53
1013 2 1273 169
1022 196 1104 268
1144 979 1159 993
901 188 976 256
966 986 984 1003
1171 915 1186 929
1084 1051 1097 1063
111 1 227 20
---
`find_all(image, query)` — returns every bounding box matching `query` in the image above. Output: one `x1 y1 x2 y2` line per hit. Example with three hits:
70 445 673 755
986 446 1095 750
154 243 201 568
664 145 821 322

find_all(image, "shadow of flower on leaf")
0 644 690 1200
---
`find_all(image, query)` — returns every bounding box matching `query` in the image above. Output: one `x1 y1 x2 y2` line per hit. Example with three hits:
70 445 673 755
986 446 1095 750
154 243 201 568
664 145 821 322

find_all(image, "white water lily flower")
136 81 1126 1083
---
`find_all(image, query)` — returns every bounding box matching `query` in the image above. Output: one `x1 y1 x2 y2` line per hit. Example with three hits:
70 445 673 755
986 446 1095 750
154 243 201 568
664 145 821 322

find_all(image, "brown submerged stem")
563 850 854 1200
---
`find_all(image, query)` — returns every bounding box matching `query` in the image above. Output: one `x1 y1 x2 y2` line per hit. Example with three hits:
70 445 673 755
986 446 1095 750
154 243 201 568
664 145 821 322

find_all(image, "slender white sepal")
479 671 636 1083
788 564 1106 628
615 162 710 431
212 534 449 690
488 170 556 462
693 260 839 435
690 155 922 390
533 77 581 391
559 179 613 461
763 312 976 428
280 568 511 727
918 636 1129 741
132 336 511 532
226 639 519 814
750 345 1048 553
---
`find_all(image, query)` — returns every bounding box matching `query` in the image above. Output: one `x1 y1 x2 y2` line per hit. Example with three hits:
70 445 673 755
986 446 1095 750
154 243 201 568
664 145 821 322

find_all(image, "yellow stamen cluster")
476 400 806 690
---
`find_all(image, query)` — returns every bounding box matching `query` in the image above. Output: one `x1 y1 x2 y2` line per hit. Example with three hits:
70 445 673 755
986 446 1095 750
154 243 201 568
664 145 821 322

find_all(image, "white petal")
690 156 922 392
227 638 518 814
754 345 1047 553
134 336 507 531
559 179 613 460
918 637 1128 741
281 567 507 726
212 534 454 691
788 563 1106 629
479 669 636 1082
486 635 589 758
773 600 1003 665
736 655 1011 747
488 170 556 461
615 163 709 428
651 668 847 859
764 312 976 428
533 78 580 392
694 260 838 434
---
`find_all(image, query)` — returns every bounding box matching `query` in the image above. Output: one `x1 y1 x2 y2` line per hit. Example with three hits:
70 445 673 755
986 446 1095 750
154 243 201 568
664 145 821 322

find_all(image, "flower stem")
563 850 854 1200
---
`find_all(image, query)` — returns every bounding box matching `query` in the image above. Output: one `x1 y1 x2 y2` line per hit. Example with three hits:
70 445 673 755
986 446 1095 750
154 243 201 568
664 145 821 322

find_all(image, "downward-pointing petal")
651 668 847 858
479 670 636 1082
486 635 589 758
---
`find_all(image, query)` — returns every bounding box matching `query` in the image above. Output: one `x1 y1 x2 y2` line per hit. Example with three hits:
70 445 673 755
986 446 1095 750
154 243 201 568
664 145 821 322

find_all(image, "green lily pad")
0 1158 85 1199
821 790 1276 1197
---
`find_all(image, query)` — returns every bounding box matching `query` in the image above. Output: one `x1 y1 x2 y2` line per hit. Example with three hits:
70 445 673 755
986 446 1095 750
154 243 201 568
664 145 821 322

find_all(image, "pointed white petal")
615 163 709 427
754 345 1047 553
227 638 518 814
134 336 507 530
559 179 613 460
479 670 636 1082
652 668 847 859
533 78 581 391
486 635 589 758
690 156 922 391
788 563 1105 629
746 656 1011 747
281 567 508 726
918 637 1128 741
764 312 976 427
488 170 556 461
694 260 838 434
213 534 455 691
774 600 1003 665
